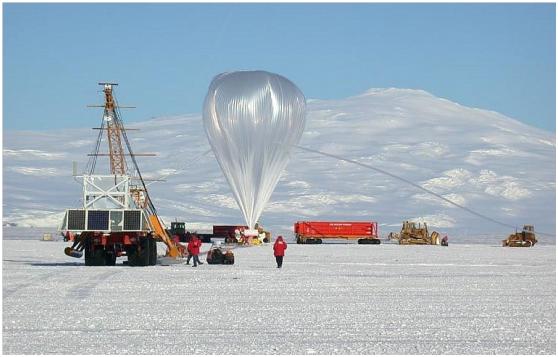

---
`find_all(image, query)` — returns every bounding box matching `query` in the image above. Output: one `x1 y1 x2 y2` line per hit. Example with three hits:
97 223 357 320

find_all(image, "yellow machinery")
502 225 537 247
389 221 440 245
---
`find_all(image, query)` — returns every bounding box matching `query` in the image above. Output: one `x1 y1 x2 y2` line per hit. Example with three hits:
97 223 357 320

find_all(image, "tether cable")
295 145 554 238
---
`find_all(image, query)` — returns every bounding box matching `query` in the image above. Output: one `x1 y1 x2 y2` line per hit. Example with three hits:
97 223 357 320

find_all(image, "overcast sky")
3 3 555 131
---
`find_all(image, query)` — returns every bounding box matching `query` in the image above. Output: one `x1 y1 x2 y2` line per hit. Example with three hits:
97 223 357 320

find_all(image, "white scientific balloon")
203 71 306 229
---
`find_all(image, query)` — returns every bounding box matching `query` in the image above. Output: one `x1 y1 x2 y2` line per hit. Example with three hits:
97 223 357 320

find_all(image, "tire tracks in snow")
65 270 121 300
3 271 59 299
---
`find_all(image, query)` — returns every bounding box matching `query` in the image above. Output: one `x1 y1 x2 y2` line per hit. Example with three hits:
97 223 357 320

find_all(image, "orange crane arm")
103 84 127 175
148 215 184 258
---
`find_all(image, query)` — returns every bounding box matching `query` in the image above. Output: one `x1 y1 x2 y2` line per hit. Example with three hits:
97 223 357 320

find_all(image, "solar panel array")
64 209 145 231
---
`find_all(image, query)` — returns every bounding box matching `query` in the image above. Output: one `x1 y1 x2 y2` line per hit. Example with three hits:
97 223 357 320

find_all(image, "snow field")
2 239 555 354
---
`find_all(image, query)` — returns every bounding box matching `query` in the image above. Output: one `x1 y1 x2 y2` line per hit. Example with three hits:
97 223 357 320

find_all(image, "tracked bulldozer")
502 225 537 247
389 221 440 245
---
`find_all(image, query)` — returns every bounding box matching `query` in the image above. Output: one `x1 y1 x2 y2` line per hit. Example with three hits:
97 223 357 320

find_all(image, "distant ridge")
3 88 555 243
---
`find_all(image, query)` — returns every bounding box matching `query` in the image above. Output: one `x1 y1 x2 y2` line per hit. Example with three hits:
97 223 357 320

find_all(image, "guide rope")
295 145 554 238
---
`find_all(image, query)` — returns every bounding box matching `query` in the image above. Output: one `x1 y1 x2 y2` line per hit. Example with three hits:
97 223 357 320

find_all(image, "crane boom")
61 83 186 264
102 83 128 175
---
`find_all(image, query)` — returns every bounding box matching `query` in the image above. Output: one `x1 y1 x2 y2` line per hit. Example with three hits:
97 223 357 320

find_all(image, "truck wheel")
125 245 136 265
358 239 381 245
85 244 105 266
223 252 234 265
139 237 151 266
104 249 117 266
316 239 323 244
149 238 157 265
128 238 150 266
84 243 93 265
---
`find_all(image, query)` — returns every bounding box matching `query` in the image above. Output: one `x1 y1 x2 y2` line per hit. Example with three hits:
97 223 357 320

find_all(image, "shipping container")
294 221 380 244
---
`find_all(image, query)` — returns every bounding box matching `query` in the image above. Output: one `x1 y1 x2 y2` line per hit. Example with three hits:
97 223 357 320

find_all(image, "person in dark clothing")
273 236 287 268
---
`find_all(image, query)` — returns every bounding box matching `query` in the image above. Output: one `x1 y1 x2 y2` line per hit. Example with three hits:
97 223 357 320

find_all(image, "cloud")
3 149 66 160
8 167 63 177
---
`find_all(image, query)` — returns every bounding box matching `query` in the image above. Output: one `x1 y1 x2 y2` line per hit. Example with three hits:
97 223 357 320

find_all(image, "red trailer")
294 221 380 244
212 225 249 239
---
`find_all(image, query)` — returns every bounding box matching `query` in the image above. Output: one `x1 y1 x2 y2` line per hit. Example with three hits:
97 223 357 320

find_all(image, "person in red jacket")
273 236 287 268
187 235 203 267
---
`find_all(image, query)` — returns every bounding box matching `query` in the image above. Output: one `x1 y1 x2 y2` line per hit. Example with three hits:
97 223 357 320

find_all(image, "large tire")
207 248 224 264
128 238 150 267
223 252 234 265
316 239 323 244
85 243 105 266
358 239 381 245
84 242 93 265
149 238 158 266
125 245 136 265
104 248 117 266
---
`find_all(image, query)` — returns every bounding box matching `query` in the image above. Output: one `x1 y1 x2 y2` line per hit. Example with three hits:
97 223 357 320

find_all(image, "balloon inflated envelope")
203 71 306 229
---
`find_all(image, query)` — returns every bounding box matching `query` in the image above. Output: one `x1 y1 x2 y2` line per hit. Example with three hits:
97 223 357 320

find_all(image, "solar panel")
67 210 86 230
87 210 110 231
124 210 141 230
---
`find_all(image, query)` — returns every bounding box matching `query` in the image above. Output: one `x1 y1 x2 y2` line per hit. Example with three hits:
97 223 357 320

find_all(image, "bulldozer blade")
64 247 83 258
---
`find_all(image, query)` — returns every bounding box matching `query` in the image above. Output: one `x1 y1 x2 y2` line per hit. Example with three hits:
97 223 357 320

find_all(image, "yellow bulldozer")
502 225 537 247
389 221 440 245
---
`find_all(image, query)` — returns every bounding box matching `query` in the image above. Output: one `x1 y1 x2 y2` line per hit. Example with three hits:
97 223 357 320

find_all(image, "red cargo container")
212 225 249 238
294 221 380 244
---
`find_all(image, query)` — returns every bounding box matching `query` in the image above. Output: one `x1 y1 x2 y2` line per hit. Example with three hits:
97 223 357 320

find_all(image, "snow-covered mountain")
3 88 555 243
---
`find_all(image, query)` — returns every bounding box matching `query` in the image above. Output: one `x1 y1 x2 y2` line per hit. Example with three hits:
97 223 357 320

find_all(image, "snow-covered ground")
2 237 555 354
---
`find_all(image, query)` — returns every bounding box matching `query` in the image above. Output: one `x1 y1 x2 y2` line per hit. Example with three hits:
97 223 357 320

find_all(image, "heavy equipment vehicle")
59 83 184 266
167 221 212 243
388 221 440 245
206 242 235 265
294 221 380 244
502 225 537 247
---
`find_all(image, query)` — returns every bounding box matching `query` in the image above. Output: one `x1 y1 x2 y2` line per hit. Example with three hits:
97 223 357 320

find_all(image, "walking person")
273 236 287 268
185 243 192 265
187 234 203 267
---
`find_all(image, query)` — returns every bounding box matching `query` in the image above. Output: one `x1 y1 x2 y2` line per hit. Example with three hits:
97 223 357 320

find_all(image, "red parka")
273 237 287 257
187 236 202 255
